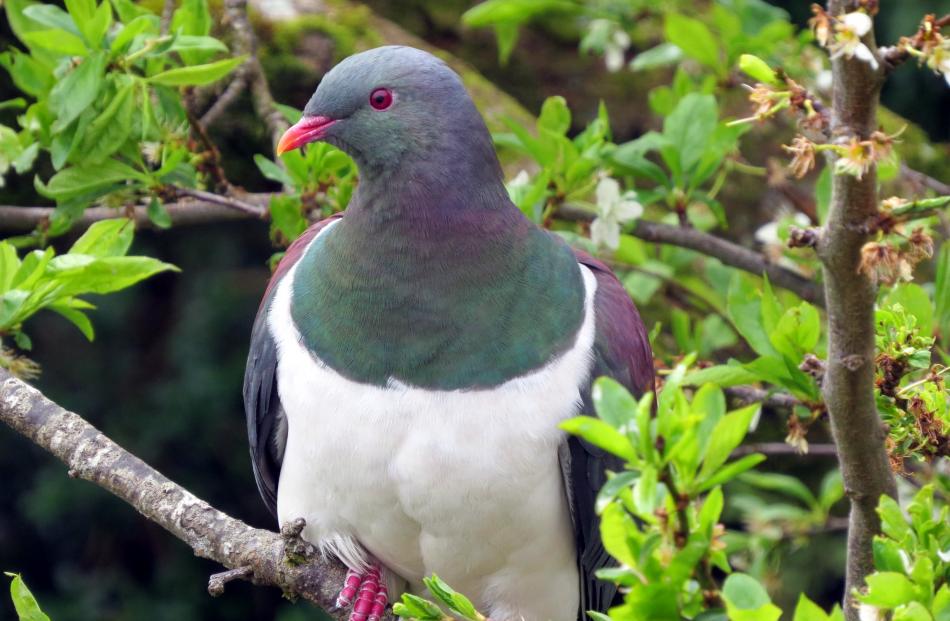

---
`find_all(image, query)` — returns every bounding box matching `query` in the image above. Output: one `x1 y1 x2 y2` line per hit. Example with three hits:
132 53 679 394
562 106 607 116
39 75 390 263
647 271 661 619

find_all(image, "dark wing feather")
243 215 343 518
564 249 655 618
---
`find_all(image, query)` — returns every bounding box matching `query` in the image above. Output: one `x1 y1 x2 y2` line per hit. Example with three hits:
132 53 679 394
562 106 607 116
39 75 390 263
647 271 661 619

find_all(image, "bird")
244 45 654 621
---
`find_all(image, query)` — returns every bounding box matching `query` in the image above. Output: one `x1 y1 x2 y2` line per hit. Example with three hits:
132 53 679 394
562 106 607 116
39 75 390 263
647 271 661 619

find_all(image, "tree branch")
224 0 288 154
0 370 387 619
558 204 824 305
820 3 898 617
0 193 273 233
732 442 838 458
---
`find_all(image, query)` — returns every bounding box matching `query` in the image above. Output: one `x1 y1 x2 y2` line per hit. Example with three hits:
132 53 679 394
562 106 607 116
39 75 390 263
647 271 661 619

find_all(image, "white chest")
267 230 598 621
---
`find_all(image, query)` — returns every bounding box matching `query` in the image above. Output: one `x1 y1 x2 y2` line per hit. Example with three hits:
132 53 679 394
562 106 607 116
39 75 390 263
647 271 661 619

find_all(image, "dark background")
2 1 949 619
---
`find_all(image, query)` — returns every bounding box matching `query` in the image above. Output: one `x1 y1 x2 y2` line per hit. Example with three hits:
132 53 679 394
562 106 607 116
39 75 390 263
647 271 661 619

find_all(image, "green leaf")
592 376 638 428
493 23 519 65
19 29 88 55
892 601 934 621
697 403 759 482
147 196 172 229
739 471 817 508
727 273 777 358
683 363 759 387
42 159 147 201
69 218 134 257
663 93 718 177
462 0 578 27
884 283 934 339
630 43 683 71
49 51 107 131
22 4 80 34
877 495 913 542
393 593 446 621
110 14 157 54
269 195 307 243
423 575 481 621
255 154 294 186
936 244 950 340
738 54 781 86
147 55 246 86
168 34 228 53
538 96 571 136
857 572 916 608
600 501 637 567
560 416 637 462
81 79 135 163
792 594 833 621
722 573 781 621
664 14 721 72
596 470 639 513
46 255 177 296
698 486 724 536
696 453 765 492
6 573 50 621
49 300 95 340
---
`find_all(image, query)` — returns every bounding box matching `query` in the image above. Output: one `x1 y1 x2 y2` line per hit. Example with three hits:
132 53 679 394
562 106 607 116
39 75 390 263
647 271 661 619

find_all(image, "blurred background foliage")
1 0 949 619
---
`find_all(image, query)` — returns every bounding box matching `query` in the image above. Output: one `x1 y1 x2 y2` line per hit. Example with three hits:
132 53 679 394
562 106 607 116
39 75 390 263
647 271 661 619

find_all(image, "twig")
0 370 392 620
201 73 249 129
558 205 823 305
159 0 175 35
732 442 838 458
820 3 898 617
901 164 950 196
879 14 950 72
170 187 268 218
223 0 288 154
208 566 253 597
724 386 803 410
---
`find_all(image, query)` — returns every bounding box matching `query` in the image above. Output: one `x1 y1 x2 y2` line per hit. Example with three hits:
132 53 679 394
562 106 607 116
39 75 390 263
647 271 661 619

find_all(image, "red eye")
369 88 393 110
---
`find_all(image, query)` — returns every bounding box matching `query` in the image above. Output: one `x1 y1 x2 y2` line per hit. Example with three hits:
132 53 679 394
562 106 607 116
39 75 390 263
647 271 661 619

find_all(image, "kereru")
244 46 654 621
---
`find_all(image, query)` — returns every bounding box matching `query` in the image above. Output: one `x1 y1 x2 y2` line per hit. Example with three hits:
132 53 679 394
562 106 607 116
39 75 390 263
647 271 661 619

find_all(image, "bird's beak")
276 115 337 155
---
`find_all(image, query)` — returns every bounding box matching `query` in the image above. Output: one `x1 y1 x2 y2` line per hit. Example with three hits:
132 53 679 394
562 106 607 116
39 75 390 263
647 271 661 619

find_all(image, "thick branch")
0 370 387 620
820 3 898 616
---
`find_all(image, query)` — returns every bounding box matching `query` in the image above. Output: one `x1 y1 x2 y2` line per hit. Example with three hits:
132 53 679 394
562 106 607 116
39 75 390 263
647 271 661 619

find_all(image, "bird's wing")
564 248 655 617
243 214 343 518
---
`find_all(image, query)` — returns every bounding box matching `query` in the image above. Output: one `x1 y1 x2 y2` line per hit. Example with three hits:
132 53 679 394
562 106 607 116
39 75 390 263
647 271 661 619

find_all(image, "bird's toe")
335 563 388 621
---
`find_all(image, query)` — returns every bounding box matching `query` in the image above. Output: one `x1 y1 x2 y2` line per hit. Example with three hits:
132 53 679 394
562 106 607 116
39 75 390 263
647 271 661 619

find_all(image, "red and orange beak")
276 115 337 155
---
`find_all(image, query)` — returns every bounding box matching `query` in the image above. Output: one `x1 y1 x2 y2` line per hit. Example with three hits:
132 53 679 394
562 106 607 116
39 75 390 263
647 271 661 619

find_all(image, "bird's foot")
335 564 388 621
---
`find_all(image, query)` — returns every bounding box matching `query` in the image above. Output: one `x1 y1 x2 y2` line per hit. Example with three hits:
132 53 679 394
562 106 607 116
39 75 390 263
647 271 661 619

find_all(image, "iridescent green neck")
290 203 585 389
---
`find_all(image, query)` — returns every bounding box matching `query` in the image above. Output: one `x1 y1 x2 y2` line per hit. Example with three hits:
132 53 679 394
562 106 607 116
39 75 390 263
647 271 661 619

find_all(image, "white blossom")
858 604 882 621
590 177 642 250
830 12 879 70
926 39 950 87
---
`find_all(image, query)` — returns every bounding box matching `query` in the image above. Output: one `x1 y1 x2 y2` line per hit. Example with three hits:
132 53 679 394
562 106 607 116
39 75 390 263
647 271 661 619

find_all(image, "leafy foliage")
0 218 177 352
1 0 243 236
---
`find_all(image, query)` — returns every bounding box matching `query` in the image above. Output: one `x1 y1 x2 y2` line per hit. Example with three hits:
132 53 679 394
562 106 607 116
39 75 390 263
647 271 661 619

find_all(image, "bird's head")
276 46 502 186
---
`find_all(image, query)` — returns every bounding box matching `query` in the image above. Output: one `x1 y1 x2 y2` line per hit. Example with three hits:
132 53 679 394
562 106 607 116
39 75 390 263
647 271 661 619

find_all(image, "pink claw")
334 564 389 621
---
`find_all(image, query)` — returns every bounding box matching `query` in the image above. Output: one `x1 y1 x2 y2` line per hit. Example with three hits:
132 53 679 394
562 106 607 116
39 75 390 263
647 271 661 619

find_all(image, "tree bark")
818 3 898 617
0 369 394 621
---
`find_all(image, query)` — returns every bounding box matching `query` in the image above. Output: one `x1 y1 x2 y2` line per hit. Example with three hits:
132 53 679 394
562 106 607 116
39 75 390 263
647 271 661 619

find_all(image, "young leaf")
738 54 781 87
721 573 781 621
697 403 760 482
5 573 50 621
147 55 246 87
49 50 107 130
69 218 134 257
664 14 721 72
856 572 916 608
591 376 638 428
560 416 637 463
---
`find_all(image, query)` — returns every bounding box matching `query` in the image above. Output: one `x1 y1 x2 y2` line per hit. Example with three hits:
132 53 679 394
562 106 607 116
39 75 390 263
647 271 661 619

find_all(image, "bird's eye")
369 88 393 110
